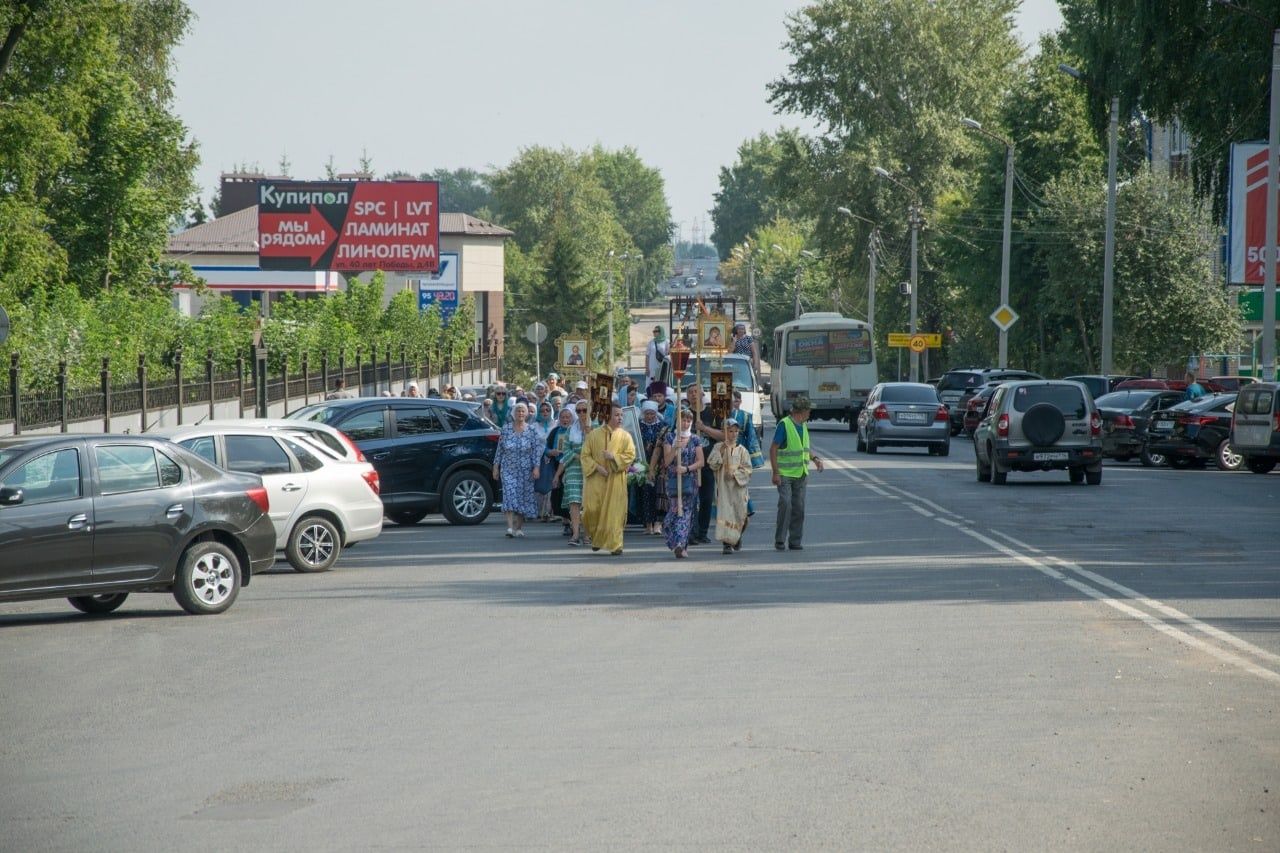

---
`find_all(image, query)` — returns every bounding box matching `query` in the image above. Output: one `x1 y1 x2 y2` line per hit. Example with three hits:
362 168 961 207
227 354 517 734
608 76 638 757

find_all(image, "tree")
710 130 808 259
1034 168 1239 375
417 167 493 216
1060 0 1280 214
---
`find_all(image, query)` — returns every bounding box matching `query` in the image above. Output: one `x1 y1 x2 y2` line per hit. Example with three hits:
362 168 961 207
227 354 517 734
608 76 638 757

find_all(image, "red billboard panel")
257 180 440 272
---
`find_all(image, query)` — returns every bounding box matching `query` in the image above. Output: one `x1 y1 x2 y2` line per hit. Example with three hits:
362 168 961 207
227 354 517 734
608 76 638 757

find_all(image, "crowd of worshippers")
485 372 765 558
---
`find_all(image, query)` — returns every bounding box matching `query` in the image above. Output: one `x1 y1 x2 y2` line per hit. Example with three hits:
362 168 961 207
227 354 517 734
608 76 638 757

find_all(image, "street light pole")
1102 94 1119 376
1264 30 1279 381
606 250 615 368
961 118 1015 368
908 206 921 382
836 206 878 330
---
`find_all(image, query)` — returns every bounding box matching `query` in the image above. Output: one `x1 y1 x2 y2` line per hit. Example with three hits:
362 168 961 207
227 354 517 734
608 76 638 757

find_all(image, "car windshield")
938 372 983 392
678 358 755 391
1010 384 1087 418
289 404 344 425
880 384 939 403
1095 390 1156 409
0 447 27 469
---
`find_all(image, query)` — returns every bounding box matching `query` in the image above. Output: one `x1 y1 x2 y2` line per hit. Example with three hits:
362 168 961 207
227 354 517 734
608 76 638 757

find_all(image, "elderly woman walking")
708 419 752 553
552 399 593 546
638 400 669 535
662 408 704 559
492 401 541 538
545 406 574 530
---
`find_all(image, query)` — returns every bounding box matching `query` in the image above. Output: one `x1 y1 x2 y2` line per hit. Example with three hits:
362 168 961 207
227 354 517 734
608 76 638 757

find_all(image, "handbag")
534 452 556 495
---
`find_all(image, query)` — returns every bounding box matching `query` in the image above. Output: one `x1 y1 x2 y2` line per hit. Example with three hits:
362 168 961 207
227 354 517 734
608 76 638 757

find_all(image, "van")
1231 382 1280 474
769 313 877 430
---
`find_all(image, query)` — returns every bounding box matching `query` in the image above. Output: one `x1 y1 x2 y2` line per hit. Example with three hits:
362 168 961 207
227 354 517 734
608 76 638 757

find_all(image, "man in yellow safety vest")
769 397 824 550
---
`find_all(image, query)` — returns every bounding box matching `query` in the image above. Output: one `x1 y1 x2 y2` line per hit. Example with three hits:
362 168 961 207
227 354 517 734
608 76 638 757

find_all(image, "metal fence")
2 345 500 434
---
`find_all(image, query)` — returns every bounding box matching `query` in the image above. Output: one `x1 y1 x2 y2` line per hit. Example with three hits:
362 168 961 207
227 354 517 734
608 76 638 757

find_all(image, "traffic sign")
525 322 548 345
888 332 942 348
990 304 1019 332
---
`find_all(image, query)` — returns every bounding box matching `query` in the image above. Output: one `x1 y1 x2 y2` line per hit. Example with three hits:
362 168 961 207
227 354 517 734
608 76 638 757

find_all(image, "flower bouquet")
626 461 648 486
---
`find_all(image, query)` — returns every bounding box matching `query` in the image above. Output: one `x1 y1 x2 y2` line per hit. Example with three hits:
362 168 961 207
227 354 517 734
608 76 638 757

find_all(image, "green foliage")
1060 0 1280 215
710 130 809 259
414 166 493 216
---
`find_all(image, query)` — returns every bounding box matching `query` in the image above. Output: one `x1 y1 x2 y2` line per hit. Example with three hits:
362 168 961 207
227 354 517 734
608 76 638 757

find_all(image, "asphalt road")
2 425 1277 851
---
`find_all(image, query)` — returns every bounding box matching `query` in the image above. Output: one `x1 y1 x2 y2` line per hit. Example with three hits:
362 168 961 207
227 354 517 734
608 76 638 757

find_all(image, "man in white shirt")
646 325 668 385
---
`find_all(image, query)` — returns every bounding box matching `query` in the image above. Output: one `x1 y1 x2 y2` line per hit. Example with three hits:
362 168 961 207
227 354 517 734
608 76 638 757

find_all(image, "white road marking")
829 458 1280 684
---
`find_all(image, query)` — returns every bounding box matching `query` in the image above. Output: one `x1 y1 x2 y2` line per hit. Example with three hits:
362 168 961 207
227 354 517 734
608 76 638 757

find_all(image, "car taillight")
873 404 889 420
996 413 1009 437
935 405 949 422
1178 415 1218 427
246 487 270 513
337 431 367 462
1090 412 1101 436
1274 412 1280 432
361 470 380 495
486 433 500 443
1113 414 1134 429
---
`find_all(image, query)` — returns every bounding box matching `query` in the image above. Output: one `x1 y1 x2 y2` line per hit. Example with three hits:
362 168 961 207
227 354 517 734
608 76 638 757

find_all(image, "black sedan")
1094 389 1186 462
288 398 500 526
1146 393 1242 471
0 435 276 616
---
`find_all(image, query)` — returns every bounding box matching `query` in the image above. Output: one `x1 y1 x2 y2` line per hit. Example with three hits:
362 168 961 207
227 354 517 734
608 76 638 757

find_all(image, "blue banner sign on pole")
418 252 459 324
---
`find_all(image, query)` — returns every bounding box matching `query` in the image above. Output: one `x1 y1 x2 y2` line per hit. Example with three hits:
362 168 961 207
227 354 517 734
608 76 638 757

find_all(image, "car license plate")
1032 451 1069 461
819 382 840 392
897 412 928 424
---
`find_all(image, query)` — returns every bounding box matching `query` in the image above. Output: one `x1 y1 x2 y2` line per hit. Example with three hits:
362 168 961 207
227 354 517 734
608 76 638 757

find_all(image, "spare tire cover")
1022 403 1065 446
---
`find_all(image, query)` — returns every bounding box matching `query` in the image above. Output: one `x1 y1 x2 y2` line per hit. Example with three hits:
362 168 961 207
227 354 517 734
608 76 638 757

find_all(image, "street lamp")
1212 0 1278 380
837 206 878 332
1059 62 1119 376
962 117 1015 368
873 165 923 381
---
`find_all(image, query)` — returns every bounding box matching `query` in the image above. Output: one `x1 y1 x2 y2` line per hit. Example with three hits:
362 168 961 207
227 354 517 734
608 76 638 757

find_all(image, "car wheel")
865 436 878 454
989 445 1007 484
172 541 241 615
1140 447 1165 467
1215 440 1244 472
387 509 428 526
286 515 341 573
441 470 493 525
1068 467 1084 484
1245 456 1277 474
950 425 962 437
937 442 950 457
67 593 129 615
856 429 866 452
976 454 991 482
1085 466 1103 486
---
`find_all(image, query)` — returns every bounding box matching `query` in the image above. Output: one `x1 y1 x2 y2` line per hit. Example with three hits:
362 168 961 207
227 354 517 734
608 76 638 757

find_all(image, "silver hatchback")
857 382 950 455
1231 382 1280 474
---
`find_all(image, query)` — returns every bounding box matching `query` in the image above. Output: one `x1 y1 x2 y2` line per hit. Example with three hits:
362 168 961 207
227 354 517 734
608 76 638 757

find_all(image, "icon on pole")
990 304 1019 332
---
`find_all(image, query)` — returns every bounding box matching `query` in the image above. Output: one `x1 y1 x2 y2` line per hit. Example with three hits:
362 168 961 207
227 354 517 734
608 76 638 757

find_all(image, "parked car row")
0 397 506 618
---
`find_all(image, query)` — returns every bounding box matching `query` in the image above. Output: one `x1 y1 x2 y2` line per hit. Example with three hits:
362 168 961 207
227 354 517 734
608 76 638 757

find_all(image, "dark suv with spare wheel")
973 380 1104 485
287 398 500 526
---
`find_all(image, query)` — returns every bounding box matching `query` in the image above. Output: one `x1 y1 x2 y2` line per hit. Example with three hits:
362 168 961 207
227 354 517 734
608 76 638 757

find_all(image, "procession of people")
471 347 817 559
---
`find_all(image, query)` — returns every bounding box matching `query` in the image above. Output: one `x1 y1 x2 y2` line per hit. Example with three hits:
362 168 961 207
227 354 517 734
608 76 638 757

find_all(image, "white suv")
152 425 383 572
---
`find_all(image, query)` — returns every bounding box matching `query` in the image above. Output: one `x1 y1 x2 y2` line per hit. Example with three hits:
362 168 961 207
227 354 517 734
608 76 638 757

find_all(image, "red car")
962 384 1001 435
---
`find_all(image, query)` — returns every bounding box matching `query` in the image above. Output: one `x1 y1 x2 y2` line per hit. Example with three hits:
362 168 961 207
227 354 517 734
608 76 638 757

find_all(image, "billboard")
1228 142 1273 285
257 180 439 272
418 253 459 323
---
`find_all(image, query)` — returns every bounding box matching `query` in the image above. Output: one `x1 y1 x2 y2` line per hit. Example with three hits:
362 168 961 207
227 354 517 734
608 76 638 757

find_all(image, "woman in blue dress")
552 400 593 546
492 402 542 538
662 408 705 559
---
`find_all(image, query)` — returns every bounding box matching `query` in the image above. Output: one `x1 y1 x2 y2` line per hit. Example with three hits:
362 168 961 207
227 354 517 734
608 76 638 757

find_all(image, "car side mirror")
0 486 24 506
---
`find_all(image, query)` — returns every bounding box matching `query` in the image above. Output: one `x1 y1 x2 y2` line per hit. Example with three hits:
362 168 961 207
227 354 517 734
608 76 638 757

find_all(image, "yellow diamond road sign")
990 304 1019 332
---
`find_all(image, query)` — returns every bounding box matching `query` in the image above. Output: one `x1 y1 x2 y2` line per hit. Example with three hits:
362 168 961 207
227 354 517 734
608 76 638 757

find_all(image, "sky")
173 0 1064 242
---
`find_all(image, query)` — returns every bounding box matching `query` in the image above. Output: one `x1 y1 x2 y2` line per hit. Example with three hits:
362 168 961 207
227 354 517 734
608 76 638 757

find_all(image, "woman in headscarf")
552 399 592 546
662 408 704 559
492 402 541 538
707 418 751 553
545 406 574 531
490 385 512 428
638 400 668 535
531 400 556 521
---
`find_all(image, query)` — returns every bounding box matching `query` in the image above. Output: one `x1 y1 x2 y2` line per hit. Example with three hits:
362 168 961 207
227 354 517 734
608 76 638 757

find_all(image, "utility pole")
606 250 615 369
748 253 757 332
867 233 877 332
999 142 1014 369
909 205 921 383
1265 30 1279 381
1102 95 1119 376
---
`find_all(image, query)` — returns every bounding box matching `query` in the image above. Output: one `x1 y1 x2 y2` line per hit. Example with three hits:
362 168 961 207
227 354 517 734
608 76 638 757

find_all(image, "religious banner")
591 372 615 423
710 371 734 420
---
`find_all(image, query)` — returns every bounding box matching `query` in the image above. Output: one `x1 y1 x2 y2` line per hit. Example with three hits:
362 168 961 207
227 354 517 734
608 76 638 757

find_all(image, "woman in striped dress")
553 399 592 546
